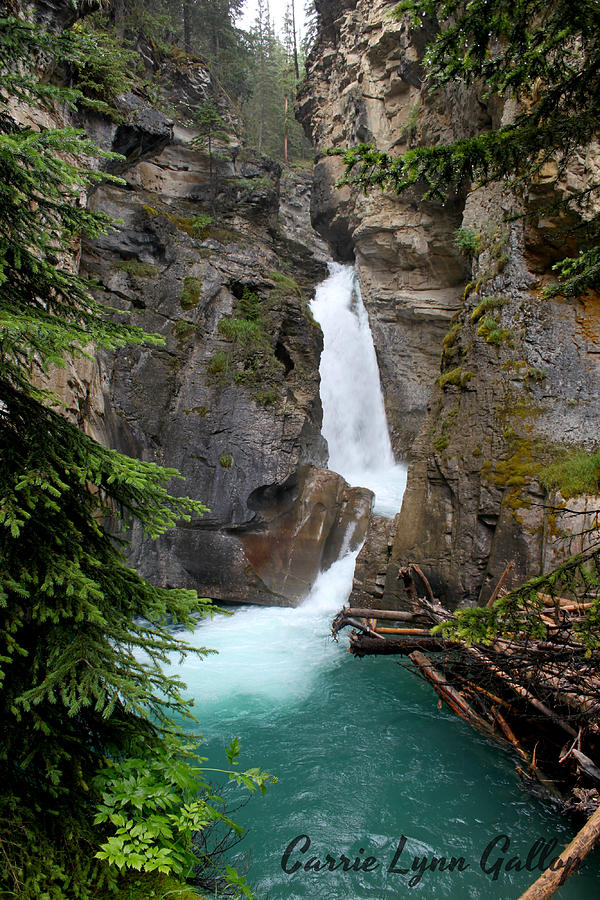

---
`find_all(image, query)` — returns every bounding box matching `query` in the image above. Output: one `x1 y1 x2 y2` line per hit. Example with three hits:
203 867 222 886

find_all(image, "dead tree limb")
342 607 430 621
466 647 578 738
486 560 515 606
409 651 495 735
518 803 600 900
410 563 435 604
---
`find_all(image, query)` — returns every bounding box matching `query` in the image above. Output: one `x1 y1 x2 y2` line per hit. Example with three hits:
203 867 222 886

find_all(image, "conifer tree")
0 14 272 897
302 0 318 57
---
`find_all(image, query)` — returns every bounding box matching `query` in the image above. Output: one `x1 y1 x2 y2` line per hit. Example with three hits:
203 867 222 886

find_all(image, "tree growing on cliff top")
340 0 600 298
0 14 272 897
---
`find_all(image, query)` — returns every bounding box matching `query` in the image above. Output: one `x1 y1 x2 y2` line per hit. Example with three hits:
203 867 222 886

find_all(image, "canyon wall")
32 0 372 606
298 0 488 453
301 0 600 607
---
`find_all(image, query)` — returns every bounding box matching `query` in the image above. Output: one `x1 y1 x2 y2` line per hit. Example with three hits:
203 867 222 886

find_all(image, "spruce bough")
0 14 272 898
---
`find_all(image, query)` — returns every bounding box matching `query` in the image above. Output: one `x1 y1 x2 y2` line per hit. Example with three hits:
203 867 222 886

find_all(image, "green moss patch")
166 212 213 238
539 449 600 498
471 295 507 323
432 405 459 453
171 320 196 343
438 366 475 389
115 260 158 279
209 286 285 403
477 314 513 347
180 276 203 310
441 322 463 363
268 270 303 300
207 351 230 381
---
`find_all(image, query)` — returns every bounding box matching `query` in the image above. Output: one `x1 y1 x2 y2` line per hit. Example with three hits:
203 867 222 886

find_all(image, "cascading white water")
173 550 359 711
170 262 408 703
310 263 407 518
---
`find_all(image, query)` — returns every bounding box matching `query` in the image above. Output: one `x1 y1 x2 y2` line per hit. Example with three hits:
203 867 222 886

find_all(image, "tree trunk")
291 0 300 79
518 804 600 899
183 0 192 53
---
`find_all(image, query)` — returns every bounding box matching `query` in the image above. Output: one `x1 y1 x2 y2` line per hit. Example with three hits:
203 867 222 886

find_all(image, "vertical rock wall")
80 62 373 605
301 0 600 607
298 0 491 453
26 0 373 606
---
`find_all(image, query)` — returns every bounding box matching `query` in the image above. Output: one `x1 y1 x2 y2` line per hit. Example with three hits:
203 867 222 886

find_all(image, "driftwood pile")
331 562 600 900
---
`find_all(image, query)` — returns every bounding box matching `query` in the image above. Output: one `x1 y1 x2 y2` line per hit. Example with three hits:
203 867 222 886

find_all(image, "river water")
175 265 599 898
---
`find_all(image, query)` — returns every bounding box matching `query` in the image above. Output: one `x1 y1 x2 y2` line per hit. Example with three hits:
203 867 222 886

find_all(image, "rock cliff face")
302 0 600 607
28 0 373 606
79 58 375 605
298 0 491 453
388 183 600 607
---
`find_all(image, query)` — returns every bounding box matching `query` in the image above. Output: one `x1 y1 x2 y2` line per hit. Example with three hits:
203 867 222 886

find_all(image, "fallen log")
518 803 600 900
466 647 578 738
349 635 455 656
491 708 563 797
376 627 433 635
410 563 435 604
398 566 418 601
537 592 593 609
486 560 515 607
409 650 495 735
342 607 430 621
492 706 528 759
453 673 512 710
542 602 595 615
344 616 385 640
560 748 600 786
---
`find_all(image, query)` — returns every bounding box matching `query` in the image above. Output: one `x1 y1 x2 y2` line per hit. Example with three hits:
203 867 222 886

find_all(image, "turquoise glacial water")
172 554 600 900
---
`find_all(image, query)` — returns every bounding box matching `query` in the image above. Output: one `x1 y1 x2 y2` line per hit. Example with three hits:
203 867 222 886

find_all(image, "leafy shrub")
454 226 480 257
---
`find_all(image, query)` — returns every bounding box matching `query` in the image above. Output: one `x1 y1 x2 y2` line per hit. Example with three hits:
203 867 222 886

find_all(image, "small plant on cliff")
213 286 285 402
180 275 204 309
454 226 480 257
471 296 507 323
539 448 600 499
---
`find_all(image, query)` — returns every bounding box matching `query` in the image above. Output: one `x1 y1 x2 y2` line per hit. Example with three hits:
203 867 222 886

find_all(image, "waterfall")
173 550 358 708
310 263 407 518
172 263 407 709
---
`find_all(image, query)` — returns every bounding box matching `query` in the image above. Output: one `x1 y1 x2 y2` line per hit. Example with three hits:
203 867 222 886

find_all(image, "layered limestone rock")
25 0 368 606
302 0 600 608
348 512 399 608
78 62 359 605
298 0 491 452
388 188 600 607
